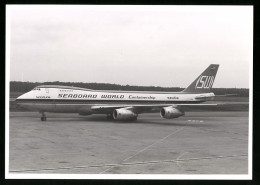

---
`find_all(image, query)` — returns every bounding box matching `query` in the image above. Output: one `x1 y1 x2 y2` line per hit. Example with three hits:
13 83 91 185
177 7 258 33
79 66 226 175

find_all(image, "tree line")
10 81 249 97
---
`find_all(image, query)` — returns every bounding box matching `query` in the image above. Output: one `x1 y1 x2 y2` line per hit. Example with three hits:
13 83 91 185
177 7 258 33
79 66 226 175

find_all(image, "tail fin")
182 64 219 93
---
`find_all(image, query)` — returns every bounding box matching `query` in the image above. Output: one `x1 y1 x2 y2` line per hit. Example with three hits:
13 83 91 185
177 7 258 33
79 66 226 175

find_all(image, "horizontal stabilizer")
215 94 237 97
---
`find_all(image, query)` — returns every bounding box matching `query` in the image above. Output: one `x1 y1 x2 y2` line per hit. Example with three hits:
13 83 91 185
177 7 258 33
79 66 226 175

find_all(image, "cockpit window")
33 88 41 90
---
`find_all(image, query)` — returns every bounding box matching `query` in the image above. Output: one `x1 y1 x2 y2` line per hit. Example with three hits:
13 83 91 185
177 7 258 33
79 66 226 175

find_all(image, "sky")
7 5 253 88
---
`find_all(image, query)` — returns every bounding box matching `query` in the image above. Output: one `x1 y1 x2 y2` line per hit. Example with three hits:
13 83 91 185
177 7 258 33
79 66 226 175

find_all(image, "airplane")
16 64 219 121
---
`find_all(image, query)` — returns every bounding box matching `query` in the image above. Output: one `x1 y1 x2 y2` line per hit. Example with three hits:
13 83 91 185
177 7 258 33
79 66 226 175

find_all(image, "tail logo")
195 76 215 89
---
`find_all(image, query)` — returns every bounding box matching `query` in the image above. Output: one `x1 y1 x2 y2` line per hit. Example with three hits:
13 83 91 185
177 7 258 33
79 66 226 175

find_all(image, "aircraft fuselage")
16 85 215 114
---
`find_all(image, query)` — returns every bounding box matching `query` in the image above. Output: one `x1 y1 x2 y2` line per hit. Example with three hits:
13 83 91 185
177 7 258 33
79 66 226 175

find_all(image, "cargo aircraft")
16 64 219 121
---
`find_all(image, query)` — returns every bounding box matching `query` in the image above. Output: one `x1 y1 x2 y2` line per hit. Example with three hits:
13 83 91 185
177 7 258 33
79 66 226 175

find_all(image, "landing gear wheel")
40 112 47 121
132 117 138 121
41 117 47 121
106 114 114 120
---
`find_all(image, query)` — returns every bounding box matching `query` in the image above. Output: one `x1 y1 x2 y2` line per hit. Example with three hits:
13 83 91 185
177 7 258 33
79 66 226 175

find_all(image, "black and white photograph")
5 5 252 179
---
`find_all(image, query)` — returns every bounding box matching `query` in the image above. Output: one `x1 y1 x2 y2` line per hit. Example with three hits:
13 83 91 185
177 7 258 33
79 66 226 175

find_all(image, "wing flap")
91 103 220 114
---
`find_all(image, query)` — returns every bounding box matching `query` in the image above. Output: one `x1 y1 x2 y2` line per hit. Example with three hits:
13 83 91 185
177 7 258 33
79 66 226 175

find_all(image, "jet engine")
113 109 138 121
160 107 184 119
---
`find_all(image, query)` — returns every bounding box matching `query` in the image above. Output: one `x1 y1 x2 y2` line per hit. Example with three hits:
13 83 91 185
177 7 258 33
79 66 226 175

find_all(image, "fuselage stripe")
16 99 204 104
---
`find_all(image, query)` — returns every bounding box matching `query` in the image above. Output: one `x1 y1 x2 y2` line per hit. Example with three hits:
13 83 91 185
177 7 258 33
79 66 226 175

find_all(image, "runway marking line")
99 126 187 174
9 154 248 173
188 120 204 122
176 152 189 168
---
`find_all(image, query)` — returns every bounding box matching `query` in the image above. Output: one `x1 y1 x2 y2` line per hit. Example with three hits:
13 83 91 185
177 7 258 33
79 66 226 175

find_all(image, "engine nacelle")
113 109 138 120
160 107 184 119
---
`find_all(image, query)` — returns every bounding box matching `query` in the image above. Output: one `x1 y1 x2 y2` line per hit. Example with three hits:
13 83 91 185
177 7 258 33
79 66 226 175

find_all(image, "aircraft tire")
132 117 138 121
106 114 114 120
41 117 47 121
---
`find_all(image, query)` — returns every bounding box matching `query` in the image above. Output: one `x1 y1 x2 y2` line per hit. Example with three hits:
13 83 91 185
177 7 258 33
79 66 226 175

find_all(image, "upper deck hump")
36 85 191 94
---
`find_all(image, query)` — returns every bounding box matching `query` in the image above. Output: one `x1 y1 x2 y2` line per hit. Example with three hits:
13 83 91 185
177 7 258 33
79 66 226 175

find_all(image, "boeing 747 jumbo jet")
16 64 219 121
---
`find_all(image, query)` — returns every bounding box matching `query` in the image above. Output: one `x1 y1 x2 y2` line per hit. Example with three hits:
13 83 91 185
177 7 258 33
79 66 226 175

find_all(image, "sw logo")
195 76 215 88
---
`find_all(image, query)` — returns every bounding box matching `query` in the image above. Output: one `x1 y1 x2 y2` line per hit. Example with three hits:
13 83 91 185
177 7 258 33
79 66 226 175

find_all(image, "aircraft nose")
16 95 22 100
16 92 29 102
15 94 23 102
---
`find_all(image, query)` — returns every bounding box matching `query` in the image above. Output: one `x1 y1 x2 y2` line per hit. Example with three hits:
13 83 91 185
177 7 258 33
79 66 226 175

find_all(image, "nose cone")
16 94 22 101
16 94 23 103
15 91 34 111
16 93 25 99
16 92 31 102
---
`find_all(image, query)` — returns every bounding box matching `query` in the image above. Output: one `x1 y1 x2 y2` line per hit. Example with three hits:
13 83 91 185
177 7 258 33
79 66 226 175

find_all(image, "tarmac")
8 111 249 175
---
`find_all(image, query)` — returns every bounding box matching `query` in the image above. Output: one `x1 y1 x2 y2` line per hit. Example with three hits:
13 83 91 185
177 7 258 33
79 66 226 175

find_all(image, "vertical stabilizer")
182 64 219 93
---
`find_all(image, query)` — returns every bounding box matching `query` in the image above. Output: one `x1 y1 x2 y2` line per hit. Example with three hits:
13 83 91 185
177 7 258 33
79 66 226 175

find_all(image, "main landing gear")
40 112 47 121
106 114 114 120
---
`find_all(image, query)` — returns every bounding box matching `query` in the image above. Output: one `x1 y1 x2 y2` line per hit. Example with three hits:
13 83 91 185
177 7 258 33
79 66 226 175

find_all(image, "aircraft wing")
90 103 219 114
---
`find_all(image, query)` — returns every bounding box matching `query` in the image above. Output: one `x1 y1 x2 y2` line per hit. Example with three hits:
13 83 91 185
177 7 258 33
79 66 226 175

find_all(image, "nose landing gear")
40 112 47 121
